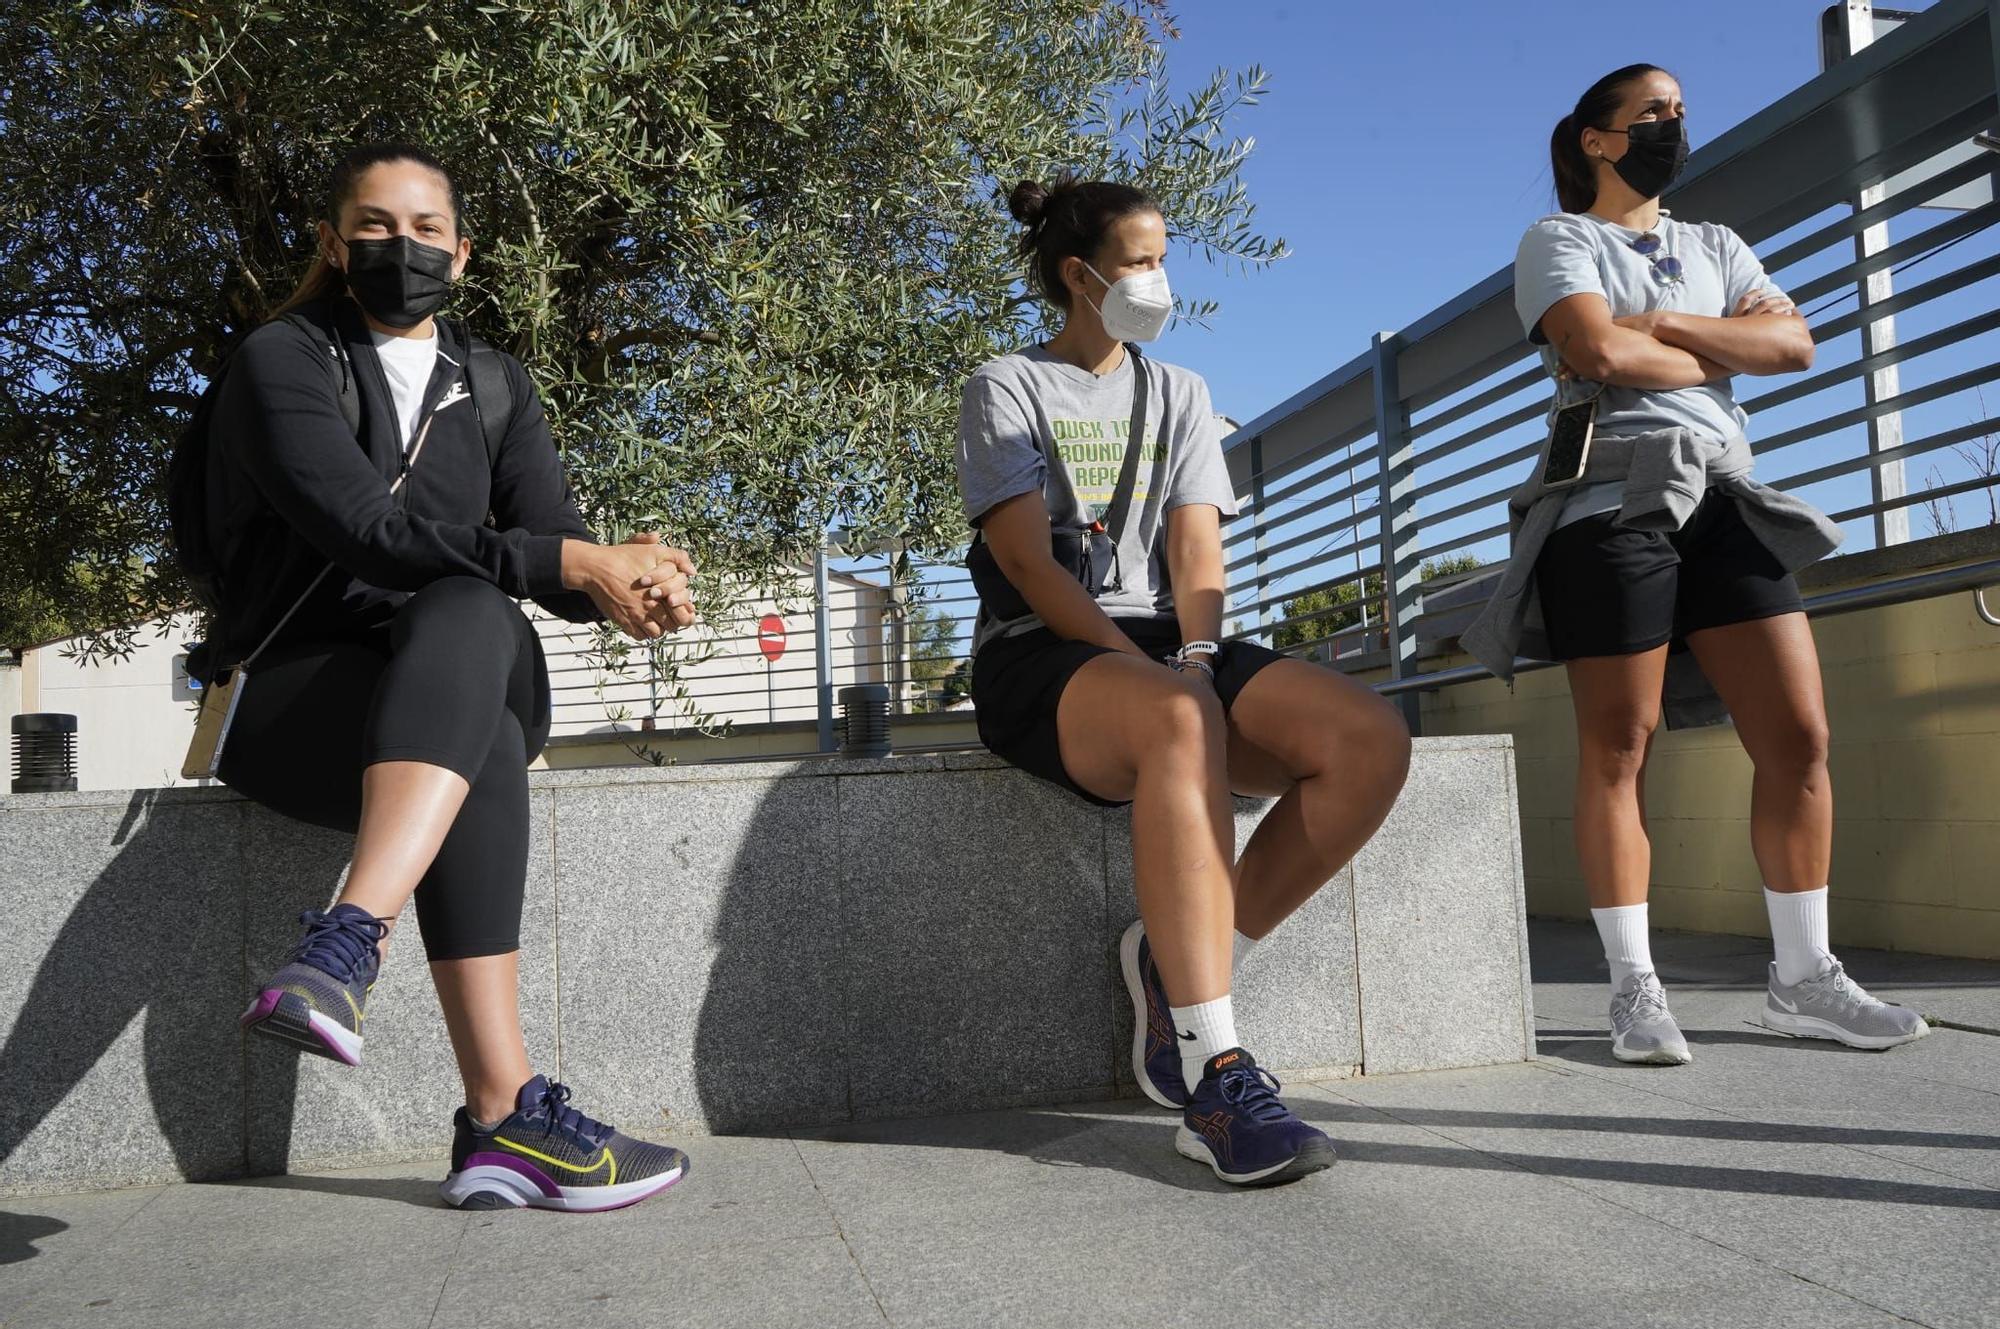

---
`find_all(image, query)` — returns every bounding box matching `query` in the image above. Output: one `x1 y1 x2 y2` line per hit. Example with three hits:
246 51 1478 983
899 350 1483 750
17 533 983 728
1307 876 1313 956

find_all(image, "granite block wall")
0 738 1529 1196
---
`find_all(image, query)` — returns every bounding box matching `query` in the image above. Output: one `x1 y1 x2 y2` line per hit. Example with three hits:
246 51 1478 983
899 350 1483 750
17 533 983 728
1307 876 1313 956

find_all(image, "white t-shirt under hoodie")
370 329 439 452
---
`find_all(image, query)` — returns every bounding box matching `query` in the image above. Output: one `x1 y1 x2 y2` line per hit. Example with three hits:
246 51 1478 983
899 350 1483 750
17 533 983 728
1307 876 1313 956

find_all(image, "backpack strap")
458 321 514 470
1094 342 1151 595
1099 342 1149 547
275 308 510 463
277 305 360 437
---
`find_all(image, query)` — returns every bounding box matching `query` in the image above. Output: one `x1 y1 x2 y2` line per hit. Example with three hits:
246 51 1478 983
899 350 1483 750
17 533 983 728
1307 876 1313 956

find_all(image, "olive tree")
0 0 1285 656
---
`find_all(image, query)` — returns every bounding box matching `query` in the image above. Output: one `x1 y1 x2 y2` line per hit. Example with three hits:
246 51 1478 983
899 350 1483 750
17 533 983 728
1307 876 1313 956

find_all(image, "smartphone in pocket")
1540 395 1598 489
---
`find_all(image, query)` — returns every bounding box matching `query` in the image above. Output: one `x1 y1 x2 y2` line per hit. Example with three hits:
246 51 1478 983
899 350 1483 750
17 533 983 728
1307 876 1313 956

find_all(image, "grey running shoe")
241 904 385 1066
1609 971 1692 1065
1764 959 1929 1049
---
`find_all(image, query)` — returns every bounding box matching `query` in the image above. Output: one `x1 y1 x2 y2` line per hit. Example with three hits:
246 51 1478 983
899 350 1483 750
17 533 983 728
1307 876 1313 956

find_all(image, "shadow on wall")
0 790 346 1195
684 769 852 1135
683 764 1120 1135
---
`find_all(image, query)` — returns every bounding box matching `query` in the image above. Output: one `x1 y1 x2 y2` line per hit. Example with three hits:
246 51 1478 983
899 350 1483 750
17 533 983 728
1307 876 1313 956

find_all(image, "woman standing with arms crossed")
207 144 697 1210
959 176 1411 1184
1466 67 1927 1063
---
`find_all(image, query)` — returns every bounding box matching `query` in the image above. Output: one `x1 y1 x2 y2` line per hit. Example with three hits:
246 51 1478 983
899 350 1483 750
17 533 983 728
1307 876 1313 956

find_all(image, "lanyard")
239 383 450 670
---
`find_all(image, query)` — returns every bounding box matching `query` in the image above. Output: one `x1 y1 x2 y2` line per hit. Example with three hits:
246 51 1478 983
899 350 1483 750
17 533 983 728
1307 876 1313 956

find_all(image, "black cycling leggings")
218 577 552 960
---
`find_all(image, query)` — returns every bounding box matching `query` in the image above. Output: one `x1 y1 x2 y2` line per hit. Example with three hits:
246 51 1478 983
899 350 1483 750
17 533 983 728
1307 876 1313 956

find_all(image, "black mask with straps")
1599 115 1690 201
338 235 455 329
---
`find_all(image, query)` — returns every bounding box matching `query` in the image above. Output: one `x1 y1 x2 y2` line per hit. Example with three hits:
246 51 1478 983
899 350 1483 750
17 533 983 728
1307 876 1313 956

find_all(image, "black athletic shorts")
970 616 1285 807
1534 491 1805 660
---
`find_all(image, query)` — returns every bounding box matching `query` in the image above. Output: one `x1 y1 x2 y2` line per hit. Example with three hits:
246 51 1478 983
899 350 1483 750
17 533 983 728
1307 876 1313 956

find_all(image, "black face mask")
1601 115 1689 200
339 235 455 328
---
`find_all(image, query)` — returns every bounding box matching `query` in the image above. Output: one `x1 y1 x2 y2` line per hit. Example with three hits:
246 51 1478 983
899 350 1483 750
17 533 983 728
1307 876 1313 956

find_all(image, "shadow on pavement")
0 1210 68 1265
1301 1100 2000 1151
223 1172 449 1211
788 1105 1251 1196
780 1084 2000 1206
1534 1027 1865 1063
1317 1134 2000 1209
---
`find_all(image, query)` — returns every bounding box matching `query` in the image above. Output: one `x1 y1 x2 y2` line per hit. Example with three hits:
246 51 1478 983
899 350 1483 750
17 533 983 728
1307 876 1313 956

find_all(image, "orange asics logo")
1189 1109 1235 1167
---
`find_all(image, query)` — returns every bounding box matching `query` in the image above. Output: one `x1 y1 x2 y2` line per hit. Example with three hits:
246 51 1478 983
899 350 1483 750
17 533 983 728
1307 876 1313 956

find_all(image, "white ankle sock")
1765 886 1832 986
1232 930 1259 971
1591 903 1654 994
1169 994 1238 1095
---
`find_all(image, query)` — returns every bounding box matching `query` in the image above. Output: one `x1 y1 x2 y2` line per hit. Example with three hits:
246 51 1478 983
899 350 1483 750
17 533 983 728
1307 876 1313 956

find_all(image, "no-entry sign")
757 614 786 663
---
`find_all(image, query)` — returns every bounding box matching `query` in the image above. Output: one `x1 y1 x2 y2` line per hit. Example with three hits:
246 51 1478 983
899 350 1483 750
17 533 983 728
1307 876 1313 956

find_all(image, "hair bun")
1007 179 1050 226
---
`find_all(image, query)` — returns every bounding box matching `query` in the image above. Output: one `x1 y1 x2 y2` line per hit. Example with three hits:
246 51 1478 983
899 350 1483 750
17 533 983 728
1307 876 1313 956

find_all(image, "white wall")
1 656 23 786
0 658 21 730
20 615 204 792
11 572 908 787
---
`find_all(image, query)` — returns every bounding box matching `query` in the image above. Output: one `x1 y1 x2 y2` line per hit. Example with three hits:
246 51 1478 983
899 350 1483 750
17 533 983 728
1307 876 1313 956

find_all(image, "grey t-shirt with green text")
956 345 1238 653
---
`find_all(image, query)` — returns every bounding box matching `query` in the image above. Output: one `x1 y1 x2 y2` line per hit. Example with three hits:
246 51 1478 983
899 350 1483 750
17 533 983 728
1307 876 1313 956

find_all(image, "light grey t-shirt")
1515 211 1781 524
957 345 1239 652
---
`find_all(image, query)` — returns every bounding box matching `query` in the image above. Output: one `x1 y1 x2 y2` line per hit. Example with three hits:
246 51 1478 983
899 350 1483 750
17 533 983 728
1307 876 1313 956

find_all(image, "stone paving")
2 920 1996 1329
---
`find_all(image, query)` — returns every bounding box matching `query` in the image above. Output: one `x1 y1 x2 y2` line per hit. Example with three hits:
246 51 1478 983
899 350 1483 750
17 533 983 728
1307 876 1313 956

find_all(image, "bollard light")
838 684 892 758
11 713 78 793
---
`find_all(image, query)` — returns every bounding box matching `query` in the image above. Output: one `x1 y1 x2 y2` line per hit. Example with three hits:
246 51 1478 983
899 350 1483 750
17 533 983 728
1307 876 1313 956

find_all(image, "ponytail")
269 254 342 321
1549 64 1668 213
1550 112 1597 214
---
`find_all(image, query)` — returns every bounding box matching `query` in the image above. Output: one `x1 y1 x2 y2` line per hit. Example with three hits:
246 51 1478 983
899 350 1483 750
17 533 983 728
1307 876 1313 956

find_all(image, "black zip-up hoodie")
206 298 601 668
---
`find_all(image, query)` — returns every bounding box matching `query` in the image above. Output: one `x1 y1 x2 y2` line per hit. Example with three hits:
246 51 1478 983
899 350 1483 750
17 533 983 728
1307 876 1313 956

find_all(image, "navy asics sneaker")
240 903 388 1066
439 1076 689 1213
1119 920 1190 1108
1176 1048 1337 1186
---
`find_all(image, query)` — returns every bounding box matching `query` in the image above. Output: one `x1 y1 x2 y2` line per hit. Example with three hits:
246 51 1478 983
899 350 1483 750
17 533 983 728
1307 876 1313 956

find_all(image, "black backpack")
167 307 513 614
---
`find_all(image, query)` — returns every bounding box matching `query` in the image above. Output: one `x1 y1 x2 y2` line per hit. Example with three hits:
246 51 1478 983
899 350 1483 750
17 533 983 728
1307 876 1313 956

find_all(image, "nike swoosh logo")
494 1136 618 1183
1771 994 1799 1013
435 384 471 411
1178 1031 1196 1041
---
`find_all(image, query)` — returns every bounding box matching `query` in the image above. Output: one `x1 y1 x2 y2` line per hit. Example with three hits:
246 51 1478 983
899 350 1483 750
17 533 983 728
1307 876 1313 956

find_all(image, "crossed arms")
1540 290 1816 392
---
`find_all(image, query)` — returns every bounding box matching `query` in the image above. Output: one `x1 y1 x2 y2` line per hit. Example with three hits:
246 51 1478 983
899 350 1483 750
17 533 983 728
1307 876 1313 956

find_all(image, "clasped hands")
560 533 697 641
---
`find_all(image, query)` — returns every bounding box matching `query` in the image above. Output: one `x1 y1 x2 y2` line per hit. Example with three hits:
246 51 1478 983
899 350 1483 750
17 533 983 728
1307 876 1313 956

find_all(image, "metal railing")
1378 553 2000 698
539 551 978 745
548 0 2000 750
1223 0 2000 726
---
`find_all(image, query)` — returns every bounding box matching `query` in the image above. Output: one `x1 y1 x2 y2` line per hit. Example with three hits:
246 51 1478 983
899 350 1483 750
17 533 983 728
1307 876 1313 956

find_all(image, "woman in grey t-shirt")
1519 65 1926 1062
954 176 1412 1185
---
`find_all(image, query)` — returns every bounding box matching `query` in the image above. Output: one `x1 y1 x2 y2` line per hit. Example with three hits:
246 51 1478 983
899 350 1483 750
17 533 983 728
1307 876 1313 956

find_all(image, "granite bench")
0 737 1532 1196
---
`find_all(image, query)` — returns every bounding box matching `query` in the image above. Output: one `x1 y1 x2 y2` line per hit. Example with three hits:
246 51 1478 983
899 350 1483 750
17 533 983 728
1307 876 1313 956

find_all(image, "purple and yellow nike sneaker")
240 903 388 1066
439 1076 689 1213
1176 1048 1336 1186
1119 920 1189 1108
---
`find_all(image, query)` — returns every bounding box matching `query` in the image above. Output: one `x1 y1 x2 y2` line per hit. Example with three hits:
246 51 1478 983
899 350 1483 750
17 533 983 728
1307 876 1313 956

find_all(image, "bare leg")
298 756 525 1116
1566 647 1670 909
431 953 536 1124
1685 613 1831 891
1224 660 1411 939
1059 654 1235 1006
334 760 472 958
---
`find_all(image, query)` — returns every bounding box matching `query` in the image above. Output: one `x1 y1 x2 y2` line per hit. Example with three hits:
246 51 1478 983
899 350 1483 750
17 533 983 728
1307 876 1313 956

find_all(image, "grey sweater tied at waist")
1459 427 1842 728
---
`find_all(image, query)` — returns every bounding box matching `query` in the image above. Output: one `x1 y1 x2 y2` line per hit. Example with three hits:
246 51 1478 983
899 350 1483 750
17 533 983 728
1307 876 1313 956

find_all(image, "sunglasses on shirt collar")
1628 231 1684 286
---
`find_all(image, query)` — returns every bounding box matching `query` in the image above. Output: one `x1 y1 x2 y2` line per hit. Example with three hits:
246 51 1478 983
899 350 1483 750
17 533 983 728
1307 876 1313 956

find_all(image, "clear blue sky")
1158 0 1865 424
905 0 1994 663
